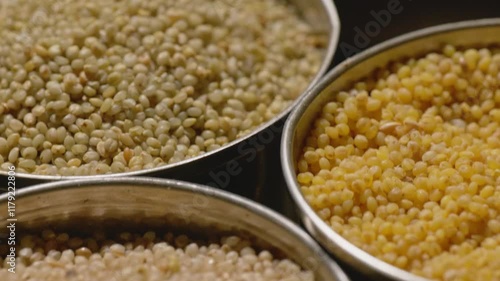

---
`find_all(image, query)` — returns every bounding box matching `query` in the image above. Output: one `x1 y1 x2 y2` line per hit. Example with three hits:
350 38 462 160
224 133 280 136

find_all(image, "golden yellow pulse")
297 45 500 281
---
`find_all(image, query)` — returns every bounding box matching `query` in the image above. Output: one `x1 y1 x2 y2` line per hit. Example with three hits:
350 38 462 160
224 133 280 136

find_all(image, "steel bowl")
281 18 500 281
1 0 341 198
0 177 350 281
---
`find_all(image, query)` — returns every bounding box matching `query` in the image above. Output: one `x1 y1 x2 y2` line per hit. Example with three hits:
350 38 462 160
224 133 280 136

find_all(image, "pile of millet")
0 229 313 281
0 0 325 175
297 45 500 281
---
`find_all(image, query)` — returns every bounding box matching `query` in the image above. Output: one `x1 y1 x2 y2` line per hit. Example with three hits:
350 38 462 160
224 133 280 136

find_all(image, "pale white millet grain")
0 230 314 281
0 0 326 175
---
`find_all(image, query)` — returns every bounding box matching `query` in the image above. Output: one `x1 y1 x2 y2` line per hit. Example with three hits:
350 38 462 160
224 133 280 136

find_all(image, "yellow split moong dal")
297 45 500 281
0 0 325 175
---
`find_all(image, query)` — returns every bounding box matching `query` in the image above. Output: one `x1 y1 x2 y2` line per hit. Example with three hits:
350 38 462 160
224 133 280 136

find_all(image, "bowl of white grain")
0 0 340 191
0 177 349 281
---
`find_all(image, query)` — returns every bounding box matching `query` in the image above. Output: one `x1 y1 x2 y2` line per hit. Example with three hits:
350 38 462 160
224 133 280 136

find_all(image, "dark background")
333 0 500 65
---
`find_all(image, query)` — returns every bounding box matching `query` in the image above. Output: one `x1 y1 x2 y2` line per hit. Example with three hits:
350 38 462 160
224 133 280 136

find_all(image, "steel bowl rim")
0 176 351 281
281 18 500 281
1 0 341 181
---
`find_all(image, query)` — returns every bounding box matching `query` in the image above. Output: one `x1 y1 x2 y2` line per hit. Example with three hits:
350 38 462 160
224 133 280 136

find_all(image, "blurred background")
333 0 500 64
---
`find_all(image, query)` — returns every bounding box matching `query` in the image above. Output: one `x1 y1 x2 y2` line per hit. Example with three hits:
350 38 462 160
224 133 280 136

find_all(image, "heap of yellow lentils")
297 45 500 281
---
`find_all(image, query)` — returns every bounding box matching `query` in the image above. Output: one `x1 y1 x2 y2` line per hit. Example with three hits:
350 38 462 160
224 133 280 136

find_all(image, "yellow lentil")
297 45 500 281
